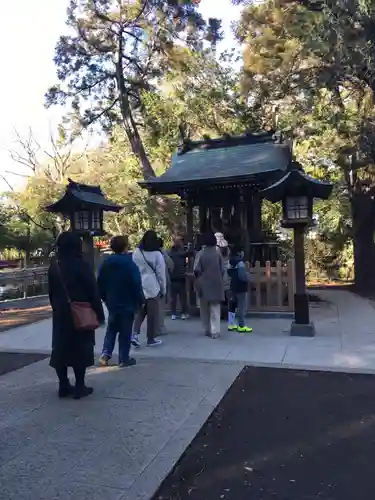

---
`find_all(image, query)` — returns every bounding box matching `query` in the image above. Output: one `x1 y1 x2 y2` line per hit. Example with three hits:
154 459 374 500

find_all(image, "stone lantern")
261 162 333 336
46 179 122 268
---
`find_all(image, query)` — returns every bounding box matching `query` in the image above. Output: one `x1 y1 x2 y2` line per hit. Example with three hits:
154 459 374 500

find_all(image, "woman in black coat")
48 232 105 399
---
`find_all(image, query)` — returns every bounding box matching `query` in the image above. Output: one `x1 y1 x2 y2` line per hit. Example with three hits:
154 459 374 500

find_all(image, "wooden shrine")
140 130 298 312
140 130 291 262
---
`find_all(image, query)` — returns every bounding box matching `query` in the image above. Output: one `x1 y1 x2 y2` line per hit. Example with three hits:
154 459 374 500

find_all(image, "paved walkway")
1 289 375 371
0 357 241 500
1 288 375 499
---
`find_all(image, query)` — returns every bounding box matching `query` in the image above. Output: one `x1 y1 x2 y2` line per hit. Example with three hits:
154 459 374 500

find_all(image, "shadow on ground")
153 366 375 500
0 351 49 376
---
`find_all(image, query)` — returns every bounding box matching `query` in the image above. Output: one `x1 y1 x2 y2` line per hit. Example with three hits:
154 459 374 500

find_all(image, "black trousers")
170 280 187 315
56 365 86 387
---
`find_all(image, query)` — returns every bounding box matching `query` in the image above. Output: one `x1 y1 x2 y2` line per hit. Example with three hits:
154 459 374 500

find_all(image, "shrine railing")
0 267 48 300
186 259 295 313
246 260 295 312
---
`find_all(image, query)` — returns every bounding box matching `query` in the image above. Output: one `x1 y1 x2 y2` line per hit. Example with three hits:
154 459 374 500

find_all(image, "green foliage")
236 0 375 289
46 0 222 178
5 0 373 284
79 130 184 247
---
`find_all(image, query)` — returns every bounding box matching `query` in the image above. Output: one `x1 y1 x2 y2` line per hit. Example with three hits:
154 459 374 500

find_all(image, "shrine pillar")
247 193 262 241
199 205 208 234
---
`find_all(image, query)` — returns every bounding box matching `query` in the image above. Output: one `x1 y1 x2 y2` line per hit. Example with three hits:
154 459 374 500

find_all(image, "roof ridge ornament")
177 129 280 156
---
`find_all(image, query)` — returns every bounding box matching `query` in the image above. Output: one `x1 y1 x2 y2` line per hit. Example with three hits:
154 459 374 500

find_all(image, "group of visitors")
47 229 252 399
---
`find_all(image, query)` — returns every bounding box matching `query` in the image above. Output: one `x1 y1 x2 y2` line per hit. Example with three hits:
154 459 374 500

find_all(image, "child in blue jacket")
227 246 252 333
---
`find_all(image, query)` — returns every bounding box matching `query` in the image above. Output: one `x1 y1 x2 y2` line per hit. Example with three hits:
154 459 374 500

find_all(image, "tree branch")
0 175 55 232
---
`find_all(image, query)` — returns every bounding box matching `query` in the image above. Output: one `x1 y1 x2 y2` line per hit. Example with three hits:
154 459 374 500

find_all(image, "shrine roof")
261 164 333 202
46 179 122 214
140 131 292 194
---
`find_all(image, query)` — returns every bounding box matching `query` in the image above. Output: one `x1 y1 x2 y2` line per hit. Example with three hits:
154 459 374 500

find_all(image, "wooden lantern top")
45 179 122 215
260 162 333 203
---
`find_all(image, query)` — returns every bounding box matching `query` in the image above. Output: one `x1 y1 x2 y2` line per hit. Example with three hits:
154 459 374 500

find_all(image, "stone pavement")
1 288 375 499
1 289 375 371
0 356 241 500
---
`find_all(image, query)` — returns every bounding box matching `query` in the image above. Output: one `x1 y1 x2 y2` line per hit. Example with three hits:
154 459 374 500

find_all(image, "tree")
137 48 261 175
3 127 90 241
46 0 222 179
78 128 184 247
236 0 375 293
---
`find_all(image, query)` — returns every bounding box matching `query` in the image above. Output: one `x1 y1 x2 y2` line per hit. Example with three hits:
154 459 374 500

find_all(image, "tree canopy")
45 0 222 178
3 0 375 291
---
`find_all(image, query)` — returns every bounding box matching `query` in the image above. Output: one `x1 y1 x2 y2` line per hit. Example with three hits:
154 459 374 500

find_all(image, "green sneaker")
228 324 238 331
237 326 253 333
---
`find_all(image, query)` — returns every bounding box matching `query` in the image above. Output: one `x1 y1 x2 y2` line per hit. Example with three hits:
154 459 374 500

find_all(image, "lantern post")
261 163 333 337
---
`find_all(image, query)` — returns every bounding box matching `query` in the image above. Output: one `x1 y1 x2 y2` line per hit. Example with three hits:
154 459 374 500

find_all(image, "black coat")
169 247 192 281
48 256 105 369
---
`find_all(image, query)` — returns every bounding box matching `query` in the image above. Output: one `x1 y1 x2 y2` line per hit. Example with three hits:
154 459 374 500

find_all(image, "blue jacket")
97 253 143 314
227 256 249 294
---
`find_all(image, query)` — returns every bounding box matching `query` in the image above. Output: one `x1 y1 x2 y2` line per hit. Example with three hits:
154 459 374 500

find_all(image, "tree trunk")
351 193 375 294
116 35 156 180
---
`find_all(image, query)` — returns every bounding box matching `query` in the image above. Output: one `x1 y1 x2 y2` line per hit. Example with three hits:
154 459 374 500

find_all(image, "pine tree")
46 0 222 179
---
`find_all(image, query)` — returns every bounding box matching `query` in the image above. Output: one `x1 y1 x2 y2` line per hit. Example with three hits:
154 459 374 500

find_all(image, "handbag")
55 260 100 331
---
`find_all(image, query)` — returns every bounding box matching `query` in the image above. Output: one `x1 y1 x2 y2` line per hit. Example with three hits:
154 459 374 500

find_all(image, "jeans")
229 292 247 327
102 311 134 363
199 300 221 335
170 280 187 315
133 297 159 341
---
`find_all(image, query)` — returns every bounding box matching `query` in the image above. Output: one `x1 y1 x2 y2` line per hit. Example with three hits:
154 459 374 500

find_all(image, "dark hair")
140 230 160 252
201 232 217 247
110 235 129 254
56 231 82 259
158 237 164 249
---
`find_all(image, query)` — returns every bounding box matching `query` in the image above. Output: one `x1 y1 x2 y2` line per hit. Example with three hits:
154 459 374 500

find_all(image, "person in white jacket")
132 230 166 347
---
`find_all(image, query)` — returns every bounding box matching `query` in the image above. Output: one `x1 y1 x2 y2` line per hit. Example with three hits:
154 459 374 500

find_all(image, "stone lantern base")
290 321 316 337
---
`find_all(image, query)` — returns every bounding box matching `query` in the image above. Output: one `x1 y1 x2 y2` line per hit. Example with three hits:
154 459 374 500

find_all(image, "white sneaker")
181 314 189 320
131 335 141 348
171 315 177 320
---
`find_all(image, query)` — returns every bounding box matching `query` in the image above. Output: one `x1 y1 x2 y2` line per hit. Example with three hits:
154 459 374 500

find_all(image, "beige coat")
193 246 225 303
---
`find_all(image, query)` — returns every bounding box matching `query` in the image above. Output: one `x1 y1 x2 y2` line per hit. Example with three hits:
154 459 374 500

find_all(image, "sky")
0 0 241 190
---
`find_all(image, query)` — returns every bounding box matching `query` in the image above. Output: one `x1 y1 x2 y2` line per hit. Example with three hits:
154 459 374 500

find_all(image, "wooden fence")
0 260 296 312
187 259 295 313
0 267 48 300
246 260 295 312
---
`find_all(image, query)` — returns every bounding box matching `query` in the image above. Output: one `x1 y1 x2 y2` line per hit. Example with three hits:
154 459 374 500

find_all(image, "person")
48 231 105 399
132 230 166 347
158 237 174 335
169 235 192 320
215 233 230 318
193 232 225 339
97 235 143 367
227 246 253 333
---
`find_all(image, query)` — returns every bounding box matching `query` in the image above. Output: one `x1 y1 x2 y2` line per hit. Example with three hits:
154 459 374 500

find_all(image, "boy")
227 246 252 333
97 235 143 367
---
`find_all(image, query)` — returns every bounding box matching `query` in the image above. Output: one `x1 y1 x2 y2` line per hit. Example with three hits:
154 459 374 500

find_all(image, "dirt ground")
0 305 51 333
154 366 375 500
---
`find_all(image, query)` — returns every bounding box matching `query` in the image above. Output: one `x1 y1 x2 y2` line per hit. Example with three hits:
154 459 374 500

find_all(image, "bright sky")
0 0 241 190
